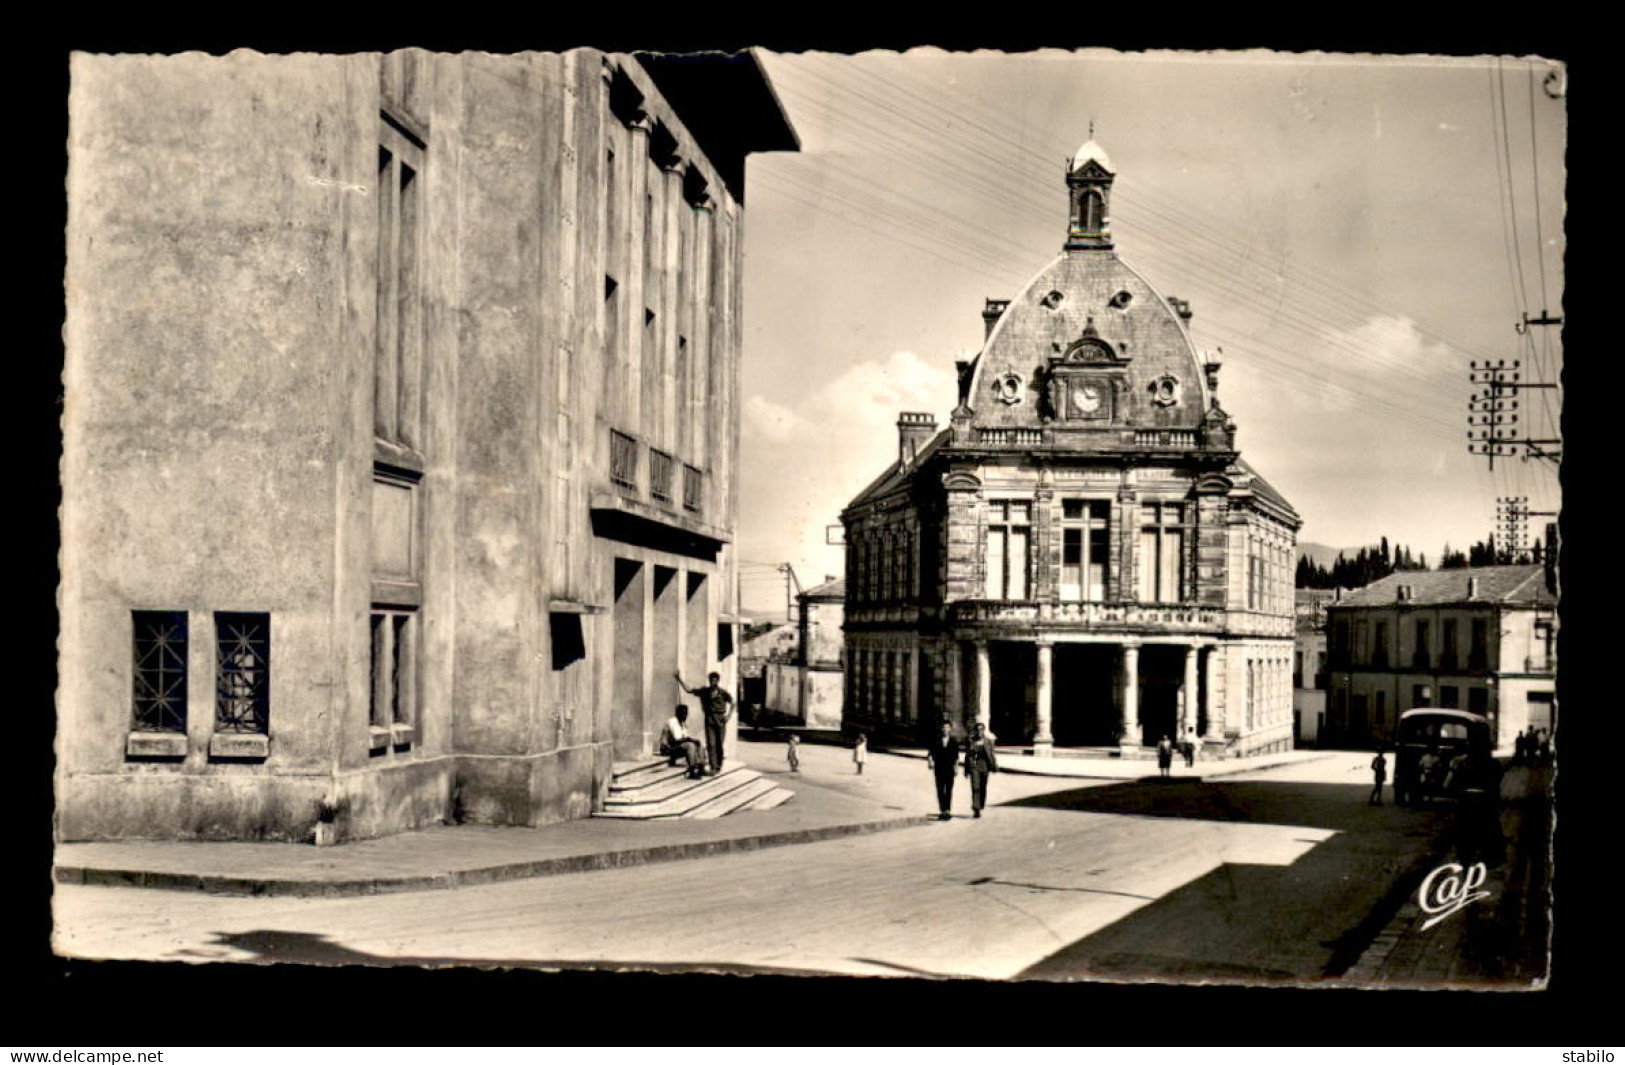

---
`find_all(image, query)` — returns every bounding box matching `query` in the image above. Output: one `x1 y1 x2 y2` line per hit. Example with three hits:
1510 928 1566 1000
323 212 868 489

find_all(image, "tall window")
376 115 425 447
1413 619 1432 670
984 501 1031 599
132 611 188 733
1138 503 1186 603
1470 617 1490 670
215 613 270 734
1441 618 1458 670
1373 621 1389 668
1531 618 1554 670
554 344 573 586
1060 499 1110 601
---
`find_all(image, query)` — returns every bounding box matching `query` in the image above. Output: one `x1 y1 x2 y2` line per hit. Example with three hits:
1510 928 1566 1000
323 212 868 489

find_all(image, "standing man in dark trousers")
1369 748 1388 806
963 721 999 819
677 671 734 776
927 718 960 821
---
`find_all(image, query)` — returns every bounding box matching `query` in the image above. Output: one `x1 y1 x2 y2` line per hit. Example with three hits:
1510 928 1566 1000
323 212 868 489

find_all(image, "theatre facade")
841 141 1300 757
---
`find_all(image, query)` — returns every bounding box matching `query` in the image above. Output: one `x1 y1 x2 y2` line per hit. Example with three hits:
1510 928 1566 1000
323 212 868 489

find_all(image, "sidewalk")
886 744 1333 780
54 751 931 900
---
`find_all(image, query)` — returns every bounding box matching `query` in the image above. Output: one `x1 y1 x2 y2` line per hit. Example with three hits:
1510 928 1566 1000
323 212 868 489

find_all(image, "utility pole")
1468 353 1560 469
777 563 803 627
1495 496 1558 562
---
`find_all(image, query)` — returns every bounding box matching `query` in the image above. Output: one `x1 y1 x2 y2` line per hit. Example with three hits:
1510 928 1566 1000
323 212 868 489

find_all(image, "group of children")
784 731 867 774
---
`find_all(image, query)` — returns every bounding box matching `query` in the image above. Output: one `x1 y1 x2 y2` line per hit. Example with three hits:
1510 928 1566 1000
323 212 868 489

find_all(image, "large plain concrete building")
1322 565 1556 751
841 140 1300 757
60 50 796 842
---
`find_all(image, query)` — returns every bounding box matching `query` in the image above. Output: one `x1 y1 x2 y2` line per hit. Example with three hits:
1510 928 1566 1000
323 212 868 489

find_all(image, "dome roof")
966 250 1209 433
1070 138 1114 174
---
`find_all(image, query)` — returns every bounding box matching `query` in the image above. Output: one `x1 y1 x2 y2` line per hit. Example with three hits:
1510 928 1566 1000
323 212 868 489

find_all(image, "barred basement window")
132 611 188 733
215 612 270 734
370 608 416 753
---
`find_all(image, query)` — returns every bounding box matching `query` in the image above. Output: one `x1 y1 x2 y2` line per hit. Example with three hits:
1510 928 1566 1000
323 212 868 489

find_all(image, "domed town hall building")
841 141 1301 757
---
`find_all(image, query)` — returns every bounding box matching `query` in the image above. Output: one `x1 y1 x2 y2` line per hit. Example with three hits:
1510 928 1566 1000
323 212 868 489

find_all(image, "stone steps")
595 758 795 821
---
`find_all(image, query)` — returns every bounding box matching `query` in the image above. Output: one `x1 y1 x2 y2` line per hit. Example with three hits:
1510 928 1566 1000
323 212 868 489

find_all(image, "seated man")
659 704 705 779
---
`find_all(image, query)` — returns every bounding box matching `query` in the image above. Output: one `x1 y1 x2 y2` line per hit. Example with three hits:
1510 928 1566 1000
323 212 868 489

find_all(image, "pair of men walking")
927 718 998 820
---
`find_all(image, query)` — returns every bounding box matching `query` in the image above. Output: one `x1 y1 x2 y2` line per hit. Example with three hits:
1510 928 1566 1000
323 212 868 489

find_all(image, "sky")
735 48 1565 619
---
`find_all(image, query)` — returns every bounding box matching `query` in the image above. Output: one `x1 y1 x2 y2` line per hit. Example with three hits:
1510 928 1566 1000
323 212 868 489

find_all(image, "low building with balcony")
839 140 1301 757
1322 565 1556 750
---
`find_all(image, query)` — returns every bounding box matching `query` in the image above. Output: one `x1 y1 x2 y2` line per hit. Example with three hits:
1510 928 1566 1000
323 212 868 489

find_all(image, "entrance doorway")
1051 644 1119 746
1136 645 1183 747
988 642 1036 744
611 559 646 760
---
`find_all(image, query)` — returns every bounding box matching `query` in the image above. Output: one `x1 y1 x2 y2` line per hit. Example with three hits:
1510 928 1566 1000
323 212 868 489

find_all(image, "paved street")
52 741 1549 985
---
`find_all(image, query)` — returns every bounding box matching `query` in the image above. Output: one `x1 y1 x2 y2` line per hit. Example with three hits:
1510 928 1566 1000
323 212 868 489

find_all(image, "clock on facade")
1071 382 1102 414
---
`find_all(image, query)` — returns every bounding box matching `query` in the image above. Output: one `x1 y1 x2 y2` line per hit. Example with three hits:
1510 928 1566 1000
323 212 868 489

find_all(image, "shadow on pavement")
195 928 838 978
1004 773 1541 985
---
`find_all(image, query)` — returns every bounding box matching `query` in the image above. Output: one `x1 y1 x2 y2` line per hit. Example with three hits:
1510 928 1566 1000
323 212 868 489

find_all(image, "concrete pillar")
1182 642 1199 739
974 639 991 729
1120 641 1140 747
1034 639 1054 752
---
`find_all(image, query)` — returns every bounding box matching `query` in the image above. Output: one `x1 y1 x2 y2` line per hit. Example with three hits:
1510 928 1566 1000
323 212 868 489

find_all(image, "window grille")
370 608 415 752
132 611 188 733
650 449 674 502
215 613 270 734
610 430 639 489
683 464 703 514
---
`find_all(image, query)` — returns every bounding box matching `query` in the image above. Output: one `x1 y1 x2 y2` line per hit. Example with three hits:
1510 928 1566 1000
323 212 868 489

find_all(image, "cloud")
739 350 957 606
743 395 807 443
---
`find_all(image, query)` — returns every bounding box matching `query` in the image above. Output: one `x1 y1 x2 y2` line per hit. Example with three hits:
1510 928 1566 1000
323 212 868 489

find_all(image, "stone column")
1034 639 1054 753
1202 644 1222 742
1119 641 1141 748
1182 642 1199 739
974 639 992 729
946 642 964 730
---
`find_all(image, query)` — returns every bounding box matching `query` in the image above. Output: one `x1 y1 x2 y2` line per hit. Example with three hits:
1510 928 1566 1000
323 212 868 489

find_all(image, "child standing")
853 732 868 775
786 732 801 773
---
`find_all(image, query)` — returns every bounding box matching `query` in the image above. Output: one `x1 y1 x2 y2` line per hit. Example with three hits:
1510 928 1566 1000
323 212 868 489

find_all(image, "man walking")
927 718 960 821
963 721 999 819
677 671 734 776
1369 748 1388 806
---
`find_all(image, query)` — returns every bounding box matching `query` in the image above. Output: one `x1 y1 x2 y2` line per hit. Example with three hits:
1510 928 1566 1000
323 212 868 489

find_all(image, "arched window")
1083 189 1104 231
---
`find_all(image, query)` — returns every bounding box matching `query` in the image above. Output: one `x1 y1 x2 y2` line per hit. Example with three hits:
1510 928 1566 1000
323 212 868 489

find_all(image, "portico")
966 632 1220 753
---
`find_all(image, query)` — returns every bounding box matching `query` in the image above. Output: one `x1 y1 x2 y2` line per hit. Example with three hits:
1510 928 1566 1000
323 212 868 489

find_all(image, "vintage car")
1392 708 1502 806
